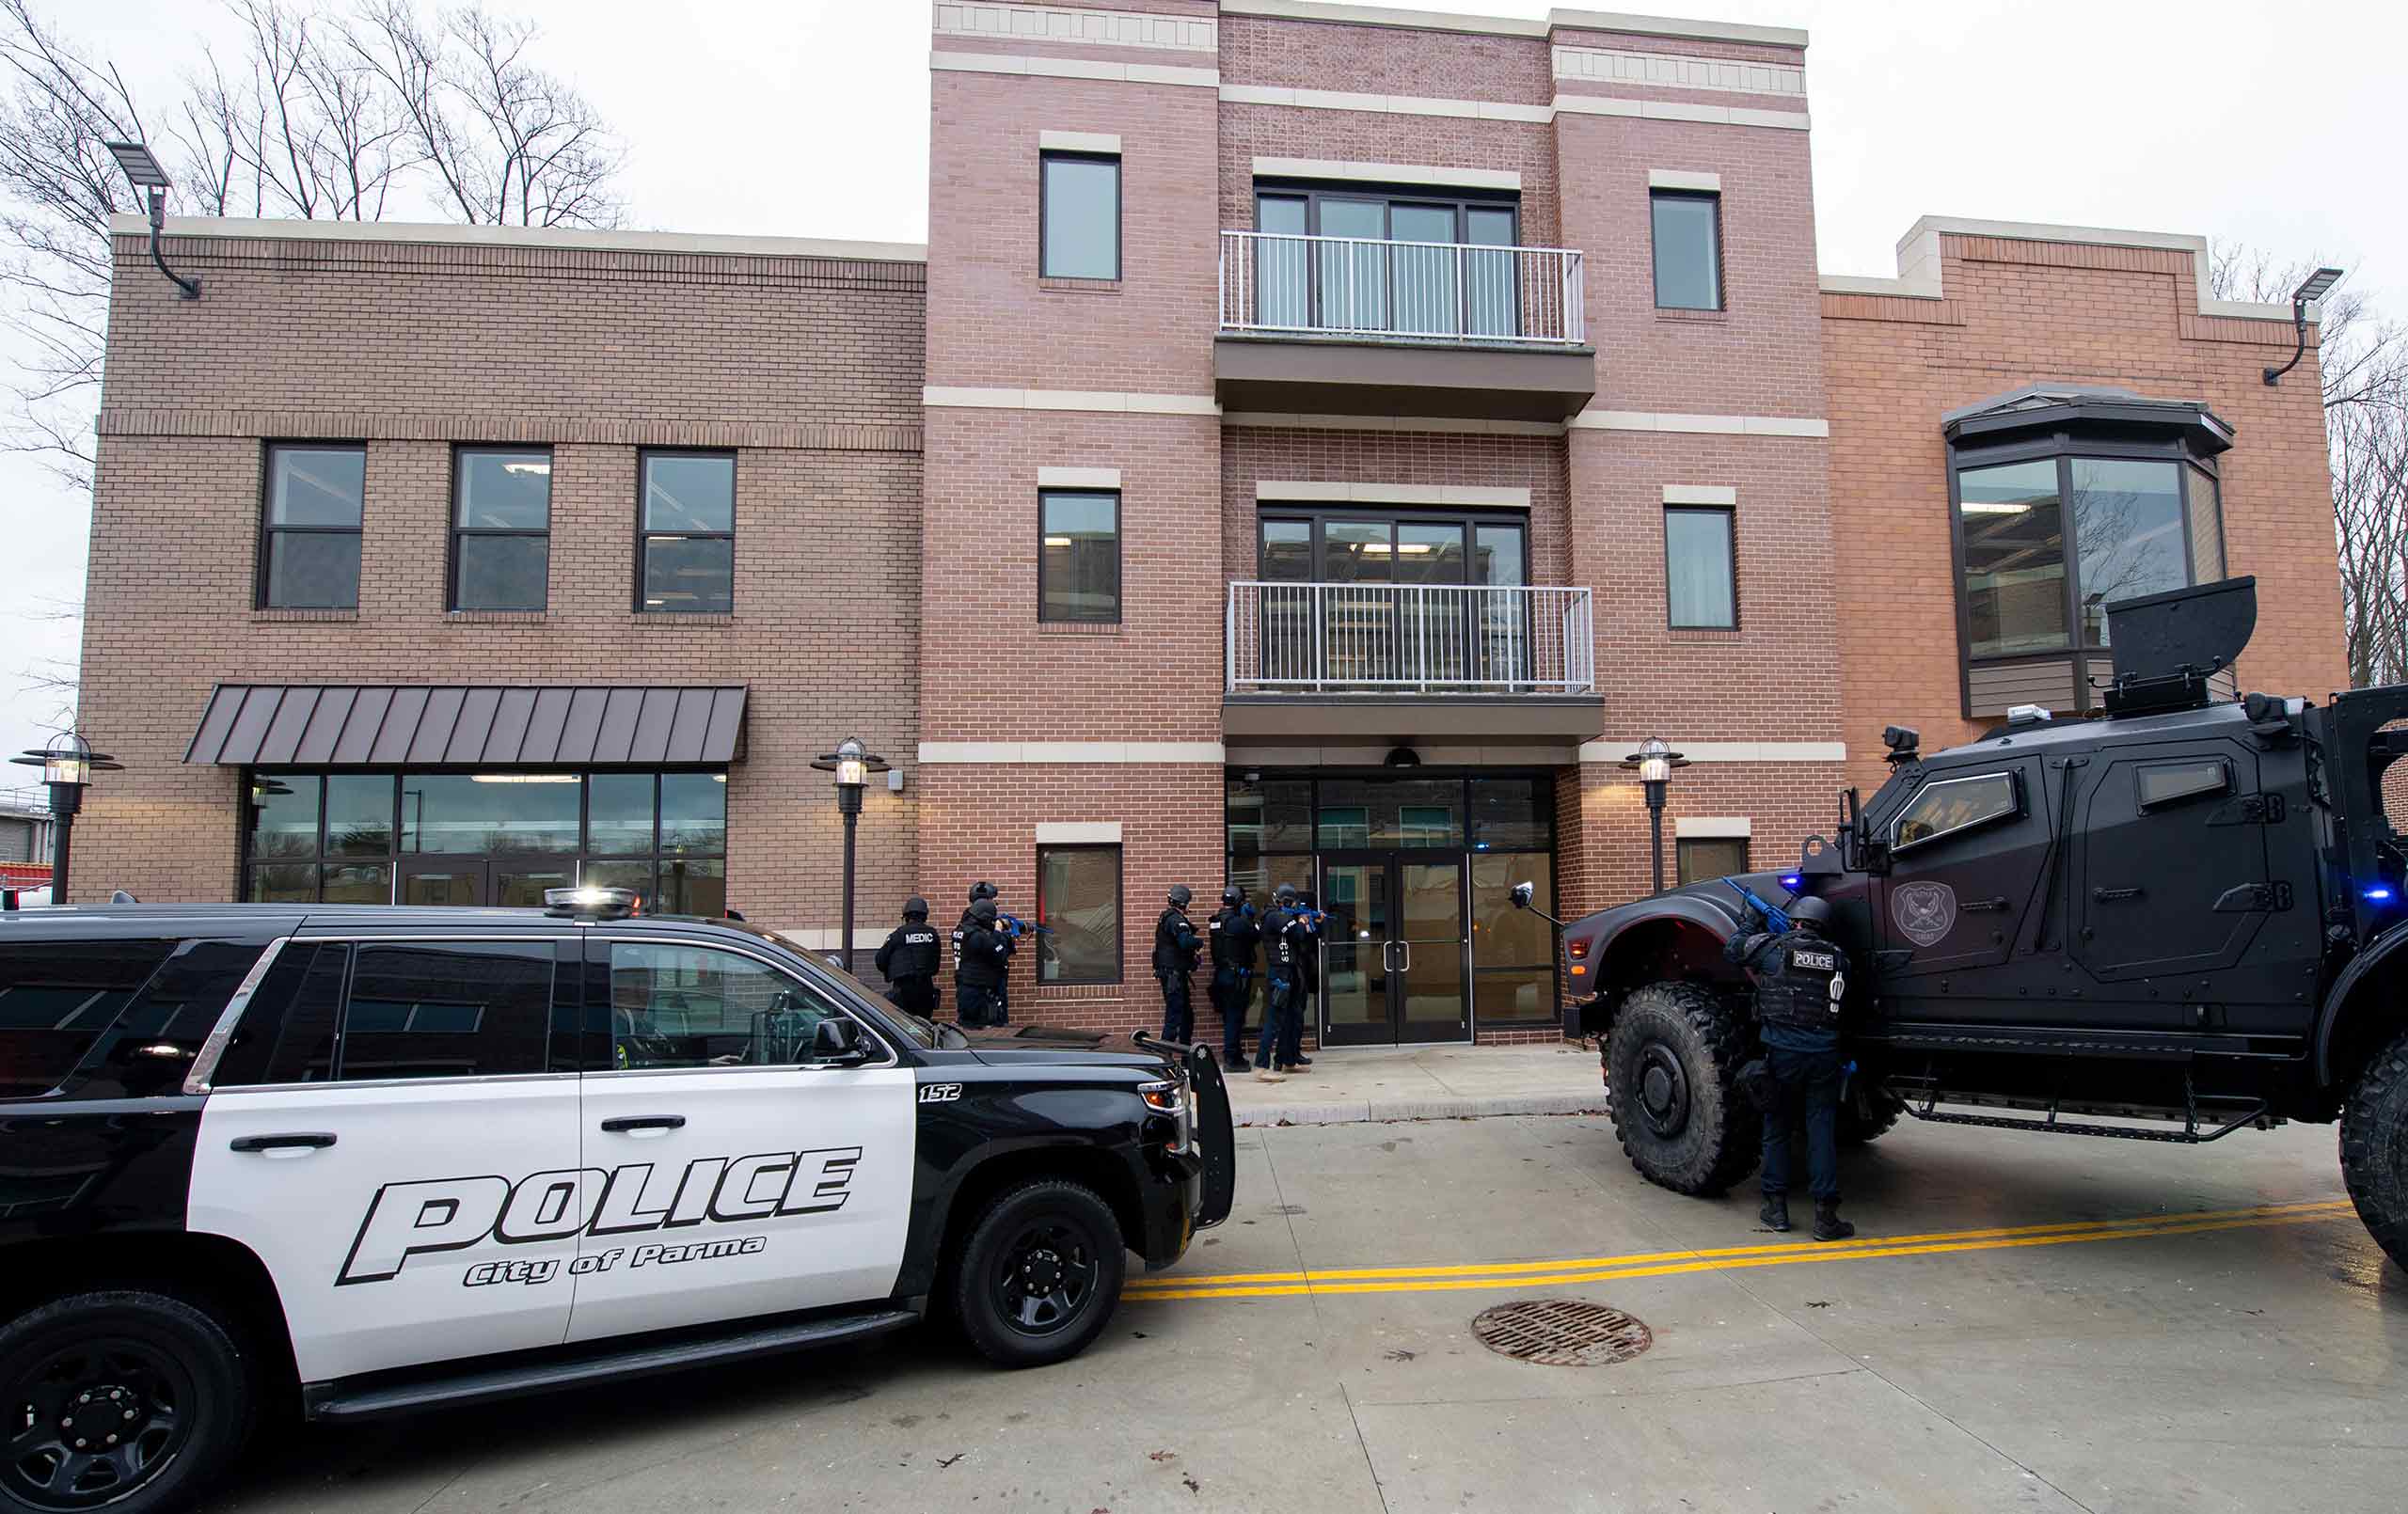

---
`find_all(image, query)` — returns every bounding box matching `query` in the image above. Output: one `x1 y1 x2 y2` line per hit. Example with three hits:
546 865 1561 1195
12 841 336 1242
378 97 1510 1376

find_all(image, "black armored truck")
1555 577 2408 1268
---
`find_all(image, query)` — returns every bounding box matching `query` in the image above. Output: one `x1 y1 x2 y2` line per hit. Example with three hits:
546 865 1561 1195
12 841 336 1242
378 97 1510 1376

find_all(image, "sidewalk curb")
1233 1092 1610 1128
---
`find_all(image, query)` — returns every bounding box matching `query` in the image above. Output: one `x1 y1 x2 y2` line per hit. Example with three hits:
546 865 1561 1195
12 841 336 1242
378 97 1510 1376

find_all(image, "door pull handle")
2092 887 2144 903
230 1132 336 1153
1960 897 2011 913
600 1115 688 1133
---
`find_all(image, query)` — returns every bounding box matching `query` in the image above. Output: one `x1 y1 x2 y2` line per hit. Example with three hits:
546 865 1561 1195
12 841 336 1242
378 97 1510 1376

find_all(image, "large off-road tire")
2340 1026 2408 1272
0 1289 253 1514
1605 981 1762 1195
952 1179 1128 1369
1838 1087 1908 1147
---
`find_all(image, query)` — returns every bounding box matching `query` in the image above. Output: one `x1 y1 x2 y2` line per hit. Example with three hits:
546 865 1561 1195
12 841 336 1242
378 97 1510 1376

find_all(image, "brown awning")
184 685 747 768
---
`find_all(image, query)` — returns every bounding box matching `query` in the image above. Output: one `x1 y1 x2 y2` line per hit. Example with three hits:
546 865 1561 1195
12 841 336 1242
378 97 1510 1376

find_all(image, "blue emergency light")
2368 887 2397 904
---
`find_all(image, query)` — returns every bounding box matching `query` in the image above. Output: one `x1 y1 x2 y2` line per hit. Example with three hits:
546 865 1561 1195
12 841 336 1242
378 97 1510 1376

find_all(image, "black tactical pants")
890 977 937 1016
1159 971 1195 1043
1760 1046 1843 1201
1259 975 1304 1068
1210 968 1252 1064
957 982 1001 1029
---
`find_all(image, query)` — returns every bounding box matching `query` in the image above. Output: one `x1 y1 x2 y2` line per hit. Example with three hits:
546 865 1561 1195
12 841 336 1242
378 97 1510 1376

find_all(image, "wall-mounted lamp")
102 140 199 300
2263 266 2343 386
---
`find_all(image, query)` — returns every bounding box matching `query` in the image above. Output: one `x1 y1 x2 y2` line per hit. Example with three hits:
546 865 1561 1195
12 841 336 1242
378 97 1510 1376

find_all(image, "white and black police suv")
0 888 1233 1513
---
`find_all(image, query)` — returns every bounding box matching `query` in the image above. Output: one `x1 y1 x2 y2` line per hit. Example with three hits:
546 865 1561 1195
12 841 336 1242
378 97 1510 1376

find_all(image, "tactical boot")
1226 1056 1252 1072
1812 1199 1855 1242
1759 1195 1791 1233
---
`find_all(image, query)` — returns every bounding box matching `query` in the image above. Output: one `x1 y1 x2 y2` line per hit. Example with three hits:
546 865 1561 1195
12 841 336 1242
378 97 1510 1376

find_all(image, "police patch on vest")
1789 947 1838 973
1892 881 1957 946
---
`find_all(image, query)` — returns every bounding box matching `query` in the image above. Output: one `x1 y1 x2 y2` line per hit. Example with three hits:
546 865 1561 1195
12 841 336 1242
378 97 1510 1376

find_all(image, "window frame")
1648 189 1723 311
1038 487 1123 624
587 932 901 1071
1035 843 1123 986
1675 835 1751 885
2135 756 2233 812
1039 150 1123 280
1254 505 1533 585
635 448 738 616
1252 183 1521 248
1662 504 1737 629
257 441 368 610
449 445 554 613
1890 770 2025 855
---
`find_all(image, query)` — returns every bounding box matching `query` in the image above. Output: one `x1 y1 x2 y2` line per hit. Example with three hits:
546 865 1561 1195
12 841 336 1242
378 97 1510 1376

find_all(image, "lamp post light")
101 139 200 300
811 737 889 972
1619 736 1688 895
2263 266 2344 387
10 732 122 902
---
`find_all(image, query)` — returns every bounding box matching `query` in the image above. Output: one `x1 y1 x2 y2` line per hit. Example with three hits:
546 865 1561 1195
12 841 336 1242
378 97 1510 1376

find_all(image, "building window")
1253 186 1520 337
1664 507 1736 628
1036 844 1120 984
639 451 735 614
260 444 365 608
1040 152 1119 279
241 770 727 913
1676 836 1750 885
451 449 551 611
1650 190 1721 310
1039 489 1120 623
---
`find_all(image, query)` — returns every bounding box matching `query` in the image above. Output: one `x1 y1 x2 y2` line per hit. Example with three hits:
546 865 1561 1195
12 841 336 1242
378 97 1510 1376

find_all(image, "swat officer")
874 897 943 1017
1207 886 1261 1070
952 882 1001 1027
1726 894 1856 1241
1255 884 1315 1081
956 896 1016 1030
1153 886 1205 1043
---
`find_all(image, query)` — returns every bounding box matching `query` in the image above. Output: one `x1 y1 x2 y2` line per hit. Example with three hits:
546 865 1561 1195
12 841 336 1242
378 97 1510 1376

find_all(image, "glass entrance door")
1316 852 1469 1046
395 856 576 907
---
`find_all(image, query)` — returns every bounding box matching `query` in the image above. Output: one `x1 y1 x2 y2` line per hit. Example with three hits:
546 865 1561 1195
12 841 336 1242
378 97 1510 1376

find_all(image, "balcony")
1224 581 1602 745
1215 231 1597 422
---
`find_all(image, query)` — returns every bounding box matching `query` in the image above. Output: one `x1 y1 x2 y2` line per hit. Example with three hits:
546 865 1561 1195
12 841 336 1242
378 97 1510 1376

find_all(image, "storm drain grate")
1470 1299 1653 1366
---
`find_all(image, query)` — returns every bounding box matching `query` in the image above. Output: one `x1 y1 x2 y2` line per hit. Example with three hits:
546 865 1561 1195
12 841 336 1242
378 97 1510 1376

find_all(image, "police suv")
0 890 1232 1514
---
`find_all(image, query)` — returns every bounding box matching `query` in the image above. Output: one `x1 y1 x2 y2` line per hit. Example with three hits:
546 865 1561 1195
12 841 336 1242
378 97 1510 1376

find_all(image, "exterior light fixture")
1618 736 1689 894
812 737 890 971
10 732 122 902
102 140 199 301
2263 266 2343 386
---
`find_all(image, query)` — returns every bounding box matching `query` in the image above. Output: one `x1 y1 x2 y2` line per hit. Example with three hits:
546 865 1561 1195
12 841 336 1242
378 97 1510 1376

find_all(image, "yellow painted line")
1125 1200 2355 1301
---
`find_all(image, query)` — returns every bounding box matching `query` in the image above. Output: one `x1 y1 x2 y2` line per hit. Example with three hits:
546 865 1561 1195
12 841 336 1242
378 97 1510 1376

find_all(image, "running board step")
1902 1104 2271 1144
306 1307 919 1421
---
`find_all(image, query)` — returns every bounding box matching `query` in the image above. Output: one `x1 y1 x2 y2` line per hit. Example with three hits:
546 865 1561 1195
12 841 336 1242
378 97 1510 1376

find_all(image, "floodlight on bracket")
102 140 199 301
2262 265 2342 386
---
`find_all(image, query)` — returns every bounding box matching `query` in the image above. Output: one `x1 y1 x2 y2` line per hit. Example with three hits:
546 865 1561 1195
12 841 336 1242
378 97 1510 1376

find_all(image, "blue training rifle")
1724 877 1795 935
999 911 1054 938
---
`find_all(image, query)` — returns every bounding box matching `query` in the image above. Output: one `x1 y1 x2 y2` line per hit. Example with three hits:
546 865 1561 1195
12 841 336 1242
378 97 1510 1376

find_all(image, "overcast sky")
8 0 2400 785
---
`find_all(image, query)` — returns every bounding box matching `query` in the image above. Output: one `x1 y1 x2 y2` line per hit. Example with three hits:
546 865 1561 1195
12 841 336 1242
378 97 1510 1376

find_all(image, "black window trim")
1035 841 1124 986
1662 502 1738 630
1254 504 1533 585
1252 181 1522 246
1648 188 1723 311
1039 150 1123 281
635 448 737 616
584 931 903 1073
257 440 368 610
1038 486 1123 624
449 444 554 613
1891 769 2026 855
2135 756 2234 812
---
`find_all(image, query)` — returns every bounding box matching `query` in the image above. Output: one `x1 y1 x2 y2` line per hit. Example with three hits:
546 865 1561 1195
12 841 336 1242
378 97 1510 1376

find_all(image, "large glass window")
640 451 735 614
1650 191 1721 310
1041 153 1119 279
1252 186 1521 337
1959 459 2068 657
1676 836 1750 884
1471 854 1555 1023
260 444 365 608
452 449 552 611
1040 490 1120 623
341 941 554 1081
1037 844 1120 984
1665 507 1736 629
2069 459 2187 644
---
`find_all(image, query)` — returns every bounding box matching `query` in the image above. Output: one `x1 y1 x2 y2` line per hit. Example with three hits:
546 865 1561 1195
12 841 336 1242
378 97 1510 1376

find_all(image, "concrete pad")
1228 1042 1606 1126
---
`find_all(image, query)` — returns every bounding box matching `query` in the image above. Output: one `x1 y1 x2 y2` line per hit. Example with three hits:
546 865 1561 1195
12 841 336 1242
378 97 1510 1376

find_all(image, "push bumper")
1133 1032 1237 1268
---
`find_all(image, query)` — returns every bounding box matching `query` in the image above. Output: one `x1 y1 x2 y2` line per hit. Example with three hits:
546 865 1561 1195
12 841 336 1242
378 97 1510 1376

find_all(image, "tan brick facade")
76 1 2345 1054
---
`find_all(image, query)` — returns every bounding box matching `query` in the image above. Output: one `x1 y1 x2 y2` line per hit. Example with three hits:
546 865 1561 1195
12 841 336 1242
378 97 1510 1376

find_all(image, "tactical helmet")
969 880 998 903
1221 885 1244 907
1168 885 1193 907
1789 895 1834 929
903 896 928 920
970 897 999 923
1274 883 1299 905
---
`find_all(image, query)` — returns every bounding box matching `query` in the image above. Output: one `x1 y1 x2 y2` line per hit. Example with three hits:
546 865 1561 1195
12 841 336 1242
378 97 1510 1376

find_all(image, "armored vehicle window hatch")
1893 771 2022 853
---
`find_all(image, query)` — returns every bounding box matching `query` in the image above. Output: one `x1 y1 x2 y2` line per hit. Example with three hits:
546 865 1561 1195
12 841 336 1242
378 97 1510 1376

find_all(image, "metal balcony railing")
1228 581 1596 696
1218 230 1586 347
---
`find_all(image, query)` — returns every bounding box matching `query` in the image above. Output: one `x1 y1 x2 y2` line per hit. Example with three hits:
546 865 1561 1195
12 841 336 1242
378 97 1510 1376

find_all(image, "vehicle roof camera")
1881 725 1921 765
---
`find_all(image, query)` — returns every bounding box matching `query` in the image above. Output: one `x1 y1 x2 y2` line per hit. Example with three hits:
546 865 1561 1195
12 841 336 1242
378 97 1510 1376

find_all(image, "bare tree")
2211 243 2408 689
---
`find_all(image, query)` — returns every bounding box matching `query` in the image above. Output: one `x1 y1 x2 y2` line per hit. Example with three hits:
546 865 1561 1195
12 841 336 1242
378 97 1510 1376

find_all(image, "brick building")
76 0 2346 1049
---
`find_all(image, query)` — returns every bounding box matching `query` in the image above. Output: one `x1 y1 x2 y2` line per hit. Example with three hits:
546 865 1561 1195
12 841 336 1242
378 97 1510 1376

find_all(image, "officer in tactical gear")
1726 893 1856 1241
956 895 1016 1029
1255 884 1315 1081
875 896 943 1017
1207 885 1260 1070
953 882 1002 1028
1153 886 1204 1043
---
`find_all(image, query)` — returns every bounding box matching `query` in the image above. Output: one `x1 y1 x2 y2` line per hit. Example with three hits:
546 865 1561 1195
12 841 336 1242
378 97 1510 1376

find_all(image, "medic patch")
1892 881 1958 946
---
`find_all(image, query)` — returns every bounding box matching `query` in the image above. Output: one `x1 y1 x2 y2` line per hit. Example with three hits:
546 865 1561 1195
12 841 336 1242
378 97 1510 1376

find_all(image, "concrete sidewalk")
1222 1041 1608 1126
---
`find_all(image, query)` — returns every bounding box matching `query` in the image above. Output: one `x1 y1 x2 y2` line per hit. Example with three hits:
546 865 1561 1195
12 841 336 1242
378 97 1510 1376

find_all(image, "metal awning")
183 685 748 768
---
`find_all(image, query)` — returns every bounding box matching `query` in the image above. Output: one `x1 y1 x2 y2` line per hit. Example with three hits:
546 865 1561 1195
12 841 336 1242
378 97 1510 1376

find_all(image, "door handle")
1397 940 1412 972
1960 897 2012 913
230 1132 336 1153
2093 887 2145 903
600 1115 687 1133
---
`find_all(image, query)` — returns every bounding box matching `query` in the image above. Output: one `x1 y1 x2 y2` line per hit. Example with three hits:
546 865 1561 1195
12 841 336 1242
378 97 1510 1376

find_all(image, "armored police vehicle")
1557 577 2408 1270
0 889 1233 1514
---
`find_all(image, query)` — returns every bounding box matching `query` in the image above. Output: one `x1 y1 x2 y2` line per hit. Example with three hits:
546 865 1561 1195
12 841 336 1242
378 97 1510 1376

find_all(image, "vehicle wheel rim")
6 1335 193 1512
1635 1043 1690 1138
992 1216 1101 1338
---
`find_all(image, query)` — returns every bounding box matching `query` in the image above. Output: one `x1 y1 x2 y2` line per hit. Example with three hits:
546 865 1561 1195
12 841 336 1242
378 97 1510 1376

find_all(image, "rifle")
1723 878 1795 936
999 911 1055 939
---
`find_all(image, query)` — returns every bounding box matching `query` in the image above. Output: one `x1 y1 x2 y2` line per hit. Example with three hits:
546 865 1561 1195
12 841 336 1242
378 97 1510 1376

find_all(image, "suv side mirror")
804 1017 873 1067
1511 881 1535 909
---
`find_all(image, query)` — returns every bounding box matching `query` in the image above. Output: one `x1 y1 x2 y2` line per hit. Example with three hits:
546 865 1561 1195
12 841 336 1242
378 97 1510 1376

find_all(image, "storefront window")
1471 854 1555 1024
400 774 579 856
